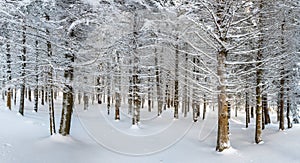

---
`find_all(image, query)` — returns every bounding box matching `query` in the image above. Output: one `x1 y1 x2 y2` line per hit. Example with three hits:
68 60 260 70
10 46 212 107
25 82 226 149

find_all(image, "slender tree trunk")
14 88 17 105
279 77 285 130
183 53 188 117
279 10 286 131
245 92 250 128
192 57 199 122
203 95 207 120
166 82 170 108
128 59 133 115
34 40 39 112
28 87 32 102
262 94 270 124
78 92 81 104
45 14 56 135
83 92 89 110
255 49 263 143
114 52 121 120
155 48 163 116
6 40 11 110
19 23 27 116
107 61 111 115
48 83 55 135
115 91 121 120
41 87 45 105
286 88 292 128
7 89 11 110
174 35 179 119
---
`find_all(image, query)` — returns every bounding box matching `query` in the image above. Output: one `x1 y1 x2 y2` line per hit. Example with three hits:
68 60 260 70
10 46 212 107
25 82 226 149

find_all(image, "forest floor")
0 93 299 163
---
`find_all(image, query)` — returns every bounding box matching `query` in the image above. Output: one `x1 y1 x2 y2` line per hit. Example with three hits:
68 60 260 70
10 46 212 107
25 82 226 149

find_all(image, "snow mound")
49 134 75 144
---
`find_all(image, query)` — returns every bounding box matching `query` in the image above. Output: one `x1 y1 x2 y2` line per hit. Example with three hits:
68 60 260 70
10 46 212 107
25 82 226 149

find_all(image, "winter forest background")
0 0 299 162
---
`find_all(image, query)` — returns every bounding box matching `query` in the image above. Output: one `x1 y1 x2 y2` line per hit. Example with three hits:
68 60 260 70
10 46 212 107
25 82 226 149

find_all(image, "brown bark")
255 55 263 143
216 49 229 152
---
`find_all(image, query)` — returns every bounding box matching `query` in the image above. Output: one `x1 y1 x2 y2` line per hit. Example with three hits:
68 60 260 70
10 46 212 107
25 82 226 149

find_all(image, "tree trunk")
28 87 32 102
279 10 286 131
6 39 12 110
174 35 179 119
255 0 264 144
14 88 17 106
286 89 292 128
128 58 133 115
83 92 89 110
132 11 141 125
279 77 285 130
34 40 39 112
48 84 56 135
107 61 111 115
251 106 254 118
78 92 81 104
59 37 74 135
115 91 121 120
245 92 250 128
114 52 121 120
203 95 207 120
262 94 270 124
155 48 163 116
41 88 45 105
216 48 230 152
19 23 27 116
255 51 263 143
7 89 11 110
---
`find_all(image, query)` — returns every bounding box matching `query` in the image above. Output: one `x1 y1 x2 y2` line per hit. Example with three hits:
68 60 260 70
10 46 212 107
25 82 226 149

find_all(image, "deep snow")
0 94 300 163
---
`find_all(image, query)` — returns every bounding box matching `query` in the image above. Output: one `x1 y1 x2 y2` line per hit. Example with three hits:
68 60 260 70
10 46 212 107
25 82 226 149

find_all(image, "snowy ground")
0 94 300 163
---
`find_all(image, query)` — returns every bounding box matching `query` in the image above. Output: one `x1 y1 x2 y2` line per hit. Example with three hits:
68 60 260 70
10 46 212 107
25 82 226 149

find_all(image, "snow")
1 95 300 163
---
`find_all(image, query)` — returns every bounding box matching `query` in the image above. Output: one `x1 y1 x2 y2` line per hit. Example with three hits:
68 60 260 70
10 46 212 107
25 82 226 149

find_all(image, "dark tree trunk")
34 40 39 112
279 77 285 130
6 38 12 110
19 24 27 116
286 87 292 128
203 95 207 120
41 88 45 105
28 87 32 102
245 92 250 128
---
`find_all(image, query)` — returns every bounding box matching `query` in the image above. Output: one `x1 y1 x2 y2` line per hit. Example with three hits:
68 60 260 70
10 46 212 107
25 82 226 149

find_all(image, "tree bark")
34 40 39 112
132 11 141 125
174 35 179 119
114 52 121 120
59 38 74 135
19 23 27 116
245 92 250 128
155 48 163 116
255 50 263 143
216 49 229 152
6 38 12 110
286 88 292 128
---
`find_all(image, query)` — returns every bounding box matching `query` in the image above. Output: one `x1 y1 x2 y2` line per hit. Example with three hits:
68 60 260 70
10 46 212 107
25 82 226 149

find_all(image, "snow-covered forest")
0 0 299 162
